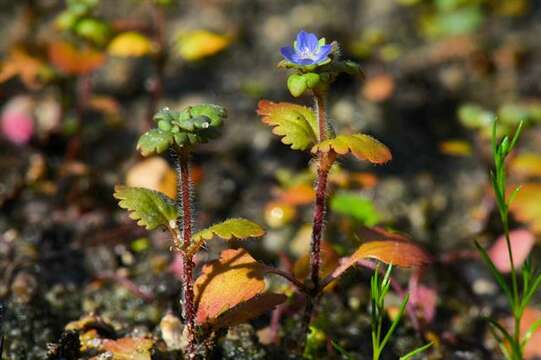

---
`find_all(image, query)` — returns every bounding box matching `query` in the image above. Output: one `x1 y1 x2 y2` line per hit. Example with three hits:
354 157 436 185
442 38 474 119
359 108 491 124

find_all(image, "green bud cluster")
154 104 224 145
56 0 111 47
137 104 226 156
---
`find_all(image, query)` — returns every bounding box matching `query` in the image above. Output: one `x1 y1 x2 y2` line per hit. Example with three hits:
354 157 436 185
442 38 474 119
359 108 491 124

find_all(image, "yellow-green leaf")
114 185 177 230
312 133 392 164
176 30 231 61
188 218 264 255
108 32 155 58
257 100 318 151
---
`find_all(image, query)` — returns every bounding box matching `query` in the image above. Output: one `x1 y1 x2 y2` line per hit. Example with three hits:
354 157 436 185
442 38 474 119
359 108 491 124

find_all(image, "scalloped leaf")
509 183 541 233
324 227 430 288
114 185 177 230
194 248 269 325
188 218 264 255
312 134 392 164
257 100 318 151
212 293 287 330
136 129 173 156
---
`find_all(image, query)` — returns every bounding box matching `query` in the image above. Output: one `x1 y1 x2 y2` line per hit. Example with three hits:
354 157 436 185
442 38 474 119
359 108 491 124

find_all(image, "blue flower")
280 31 332 66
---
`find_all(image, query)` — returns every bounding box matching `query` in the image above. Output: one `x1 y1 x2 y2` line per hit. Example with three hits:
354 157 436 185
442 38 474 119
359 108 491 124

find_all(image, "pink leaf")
488 228 535 273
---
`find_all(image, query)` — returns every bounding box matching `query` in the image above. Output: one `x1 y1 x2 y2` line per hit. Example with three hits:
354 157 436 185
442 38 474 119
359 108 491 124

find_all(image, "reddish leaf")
48 41 105 75
194 249 268 325
488 228 535 273
500 307 541 359
522 307 541 359
326 228 430 287
212 293 287 330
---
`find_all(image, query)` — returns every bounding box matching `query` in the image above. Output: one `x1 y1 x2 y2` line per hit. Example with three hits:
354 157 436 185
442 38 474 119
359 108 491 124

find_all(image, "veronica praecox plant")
114 105 276 359
259 30 431 356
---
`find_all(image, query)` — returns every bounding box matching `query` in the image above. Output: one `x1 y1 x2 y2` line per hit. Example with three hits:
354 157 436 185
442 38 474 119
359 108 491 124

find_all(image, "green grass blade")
399 342 433 360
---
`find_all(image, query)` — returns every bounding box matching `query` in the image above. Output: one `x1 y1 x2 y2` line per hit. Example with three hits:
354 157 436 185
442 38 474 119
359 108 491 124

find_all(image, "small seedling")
475 120 541 360
370 265 432 360
115 105 285 358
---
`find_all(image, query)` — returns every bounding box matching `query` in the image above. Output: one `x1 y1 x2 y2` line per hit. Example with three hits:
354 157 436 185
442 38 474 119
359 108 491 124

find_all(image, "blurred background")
1 0 541 359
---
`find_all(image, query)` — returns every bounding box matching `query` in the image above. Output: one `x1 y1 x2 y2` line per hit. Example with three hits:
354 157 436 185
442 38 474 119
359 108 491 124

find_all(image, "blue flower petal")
295 30 309 52
280 46 297 63
305 33 319 52
291 55 315 65
313 44 332 63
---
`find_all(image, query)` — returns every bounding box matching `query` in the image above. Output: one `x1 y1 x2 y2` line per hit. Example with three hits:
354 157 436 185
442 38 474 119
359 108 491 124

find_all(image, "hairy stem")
300 90 334 344
175 146 197 359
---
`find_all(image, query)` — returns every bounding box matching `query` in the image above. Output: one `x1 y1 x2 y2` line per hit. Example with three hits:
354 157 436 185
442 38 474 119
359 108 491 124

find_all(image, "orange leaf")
0 47 48 89
328 228 430 285
103 337 153 360
312 134 392 164
278 183 315 205
510 153 541 179
212 293 287 330
509 183 541 233
48 41 105 75
194 249 269 325
500 307 541 359
362 73 395 102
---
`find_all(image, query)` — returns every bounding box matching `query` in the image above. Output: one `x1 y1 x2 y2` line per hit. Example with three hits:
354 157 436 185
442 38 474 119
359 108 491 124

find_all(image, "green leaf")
287 74 307 97
114 185 177 230
136 129 173 156
475 241 514 304
399 342 433 360
312 134 392 164
188 218 265 255
257 100 318 151
331 191 381 226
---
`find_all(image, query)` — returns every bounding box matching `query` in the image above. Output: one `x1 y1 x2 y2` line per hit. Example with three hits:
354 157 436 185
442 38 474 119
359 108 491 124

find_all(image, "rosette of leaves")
137 104 226 156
